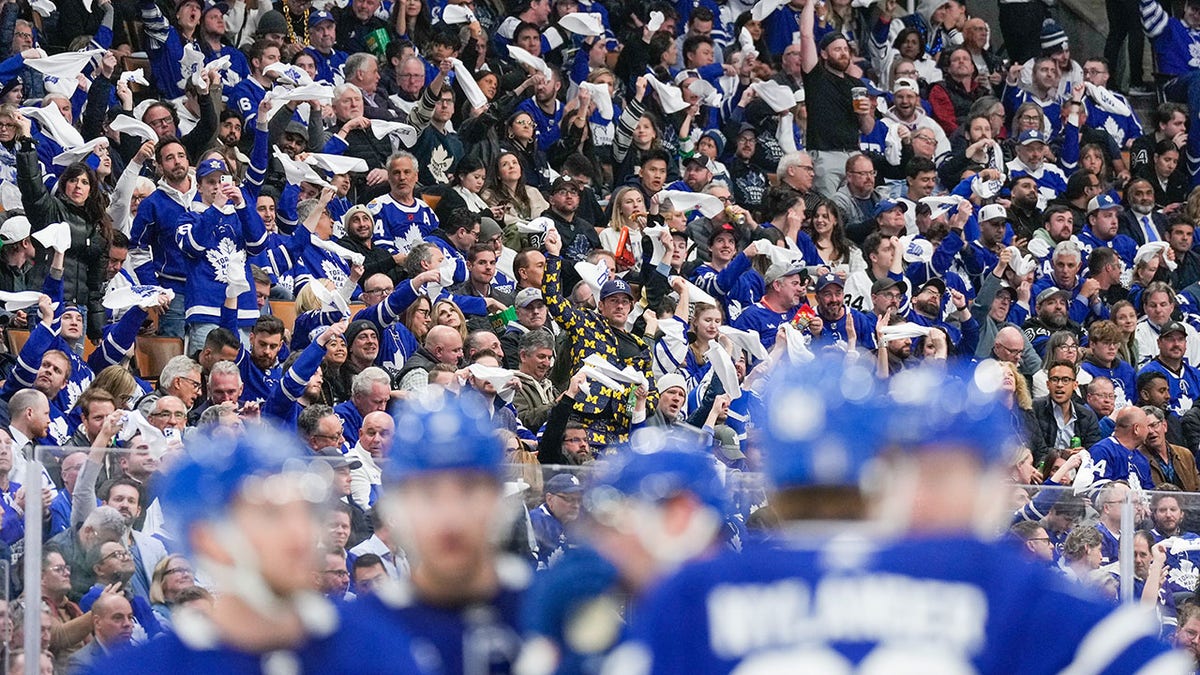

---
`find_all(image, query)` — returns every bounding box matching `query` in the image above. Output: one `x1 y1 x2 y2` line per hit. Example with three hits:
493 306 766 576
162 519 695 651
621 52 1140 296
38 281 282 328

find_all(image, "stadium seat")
272 300 298 333
6 329 28 356
135 337 184 384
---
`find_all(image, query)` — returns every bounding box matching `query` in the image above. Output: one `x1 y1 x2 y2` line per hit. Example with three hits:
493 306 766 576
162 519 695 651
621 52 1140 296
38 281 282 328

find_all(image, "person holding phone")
175 158 269 350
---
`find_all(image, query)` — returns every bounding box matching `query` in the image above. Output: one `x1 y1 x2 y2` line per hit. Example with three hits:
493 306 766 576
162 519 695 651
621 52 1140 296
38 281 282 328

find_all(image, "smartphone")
220 174 234 188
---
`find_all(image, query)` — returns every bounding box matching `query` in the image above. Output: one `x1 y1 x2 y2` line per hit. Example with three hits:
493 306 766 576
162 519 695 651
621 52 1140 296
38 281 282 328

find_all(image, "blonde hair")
999 360 1033 411
91 366 139 407
149 554 187 605
609 186 647 232
295 279 336 313
433 299 468 340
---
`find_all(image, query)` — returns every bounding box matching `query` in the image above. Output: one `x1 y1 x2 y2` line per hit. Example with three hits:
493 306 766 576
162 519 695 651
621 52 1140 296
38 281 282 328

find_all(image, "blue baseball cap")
308 9 335 27
545 473 584 495
760 358 890 489
202 1 229 15
883 362 1018 465
1087 192 1122 214
589 428 727 513
873 199 908 218
386 391 504 480
599 278 634 301
815 272 844 292
196 158 228 178
158 426 328 538
1017 129 1047 145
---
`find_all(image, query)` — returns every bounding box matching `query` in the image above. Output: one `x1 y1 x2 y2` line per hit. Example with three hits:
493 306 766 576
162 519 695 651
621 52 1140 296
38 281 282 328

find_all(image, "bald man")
347 410 392 508
395 325 465 395
67 592 134 671
1075 406 1154 492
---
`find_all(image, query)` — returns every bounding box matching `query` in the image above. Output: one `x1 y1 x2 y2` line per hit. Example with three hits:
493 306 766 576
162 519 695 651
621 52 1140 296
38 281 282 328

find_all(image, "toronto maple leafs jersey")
1141 0 1200 76
176 195 270 327
369 194 440 255
613 534 1187 675
1139 357 1200 415
1085 95 1144 148
366 556 531 675
219 305 282 404
86 599 429 675
130 180 198 289
352 279 423 372
1076 436 1156 492
294 244 352 296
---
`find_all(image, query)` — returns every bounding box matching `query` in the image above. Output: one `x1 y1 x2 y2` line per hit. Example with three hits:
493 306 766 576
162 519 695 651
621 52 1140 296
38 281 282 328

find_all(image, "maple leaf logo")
206 238 240 282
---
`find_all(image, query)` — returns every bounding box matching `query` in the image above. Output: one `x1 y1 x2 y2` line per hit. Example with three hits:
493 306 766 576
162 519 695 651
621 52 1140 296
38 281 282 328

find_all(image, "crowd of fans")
0 0 1190 669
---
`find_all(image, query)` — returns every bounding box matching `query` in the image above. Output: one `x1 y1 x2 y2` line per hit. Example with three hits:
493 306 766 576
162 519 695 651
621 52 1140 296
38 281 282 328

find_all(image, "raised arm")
800 0 818 73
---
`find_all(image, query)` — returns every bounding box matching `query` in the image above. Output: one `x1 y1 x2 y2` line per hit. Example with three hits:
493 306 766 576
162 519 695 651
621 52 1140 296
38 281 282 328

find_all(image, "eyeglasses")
563 436 588 445
312 428 345 441
165 567 193 577
145 116 174 128
151 411 188 420
994 343 1021 356
797 165 815 172
102 549 132 562
323 568 351 577
1058 344 1079 350
512 119 535 127
1048 376 1075 384
178 377 202 390
363 287 394 296
848 169 877 176
1018 113 1042 122
47 565 69 574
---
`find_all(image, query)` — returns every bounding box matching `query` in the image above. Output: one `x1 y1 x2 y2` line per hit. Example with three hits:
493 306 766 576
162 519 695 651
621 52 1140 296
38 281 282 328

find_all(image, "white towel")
647 10 665 31
439 3 477 24
303 153 368 175
1027 237 1052 259
1005 246 1039 277
269 82 334 103
0 290 43 312
368 119 419 146
29 0 55 17
782 324 815 363
573 259 611 294
879 322 933 341
309 237 366 267
119 68 150 87
578 81 614 120
919 195 965 221
110 114 158 144
308 278 352 316
52 137 109 167
103 285 173 311
1135 241 1177 271
518 216 555 234
20 102 84 149
25 48 105 80
451 58 488 110
718 325 770 362
706 340 742 400
655 190 724 218
643 73 689 114
751 80 798 113
557 12 605 36
1084 83 1133 117
750 0 787 21
506 45 553 80
583 353 648 388
264 62 314 86
465 363 519 403
32 221 71 253
273 147 333 188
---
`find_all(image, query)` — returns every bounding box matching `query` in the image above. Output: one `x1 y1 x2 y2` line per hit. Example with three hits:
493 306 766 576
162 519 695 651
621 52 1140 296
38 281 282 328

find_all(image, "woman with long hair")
404 294 434 344
499 110 550 190
432 299 468 341
91 365 144 409
321 332 349 405
482 150 549 248
435 155 496 222
602 186 649 273
1032 331 1092 397
149 555 196 630
804 199 864 276
391 0 434 52
17 111 112 339
1110 300 1140 367
996 359 1038 451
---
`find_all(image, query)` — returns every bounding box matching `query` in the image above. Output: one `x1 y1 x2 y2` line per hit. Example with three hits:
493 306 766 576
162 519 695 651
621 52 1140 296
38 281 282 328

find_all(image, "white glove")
225 251 251 299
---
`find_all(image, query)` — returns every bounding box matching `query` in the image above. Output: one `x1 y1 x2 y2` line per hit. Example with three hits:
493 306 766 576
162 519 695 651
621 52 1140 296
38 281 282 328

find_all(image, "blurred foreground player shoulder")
605 359 1191 675
84 425 427 675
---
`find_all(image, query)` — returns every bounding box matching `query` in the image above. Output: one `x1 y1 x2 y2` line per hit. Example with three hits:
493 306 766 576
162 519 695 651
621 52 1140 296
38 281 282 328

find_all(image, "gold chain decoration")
282 3 311 47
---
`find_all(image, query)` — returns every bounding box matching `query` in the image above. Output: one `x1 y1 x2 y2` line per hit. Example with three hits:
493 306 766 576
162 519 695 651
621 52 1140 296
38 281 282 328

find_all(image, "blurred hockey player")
517 428 731 675
367 391 529 675
606 360 1190 674
86 426 427 674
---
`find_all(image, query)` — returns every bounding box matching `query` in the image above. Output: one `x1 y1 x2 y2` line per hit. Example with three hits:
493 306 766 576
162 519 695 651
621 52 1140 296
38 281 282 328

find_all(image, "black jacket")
1029 396 1104 460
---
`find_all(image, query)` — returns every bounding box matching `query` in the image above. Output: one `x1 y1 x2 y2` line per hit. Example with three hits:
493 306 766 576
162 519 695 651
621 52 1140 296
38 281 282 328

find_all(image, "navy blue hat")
884 362 1019 465
308 9 335 27
1087 192 1122 214
873 199 908 218
1017 129 1047 146
599 278 634 301
202 1 229 16
545 473 584 495
386 392 504 480
760 358 890 488
815 272 844 292
196 157 228 178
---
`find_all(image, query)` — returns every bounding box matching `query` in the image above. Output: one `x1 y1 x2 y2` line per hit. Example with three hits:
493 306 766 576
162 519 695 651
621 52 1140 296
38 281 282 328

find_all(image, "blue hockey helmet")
385 390 504 481
759 357 890 489
589 427 727 513
883 361 1018 465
